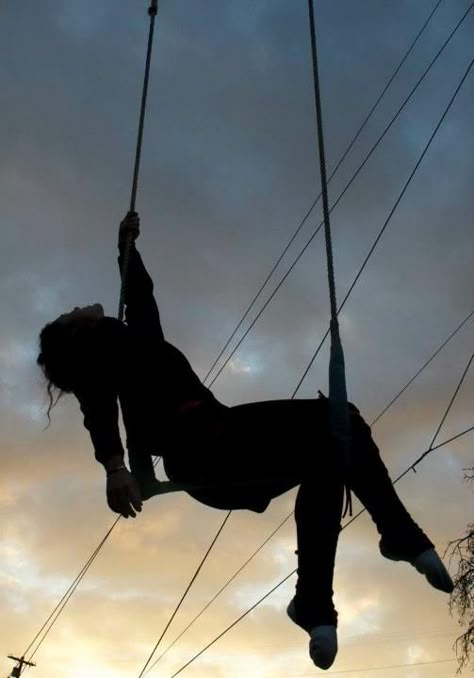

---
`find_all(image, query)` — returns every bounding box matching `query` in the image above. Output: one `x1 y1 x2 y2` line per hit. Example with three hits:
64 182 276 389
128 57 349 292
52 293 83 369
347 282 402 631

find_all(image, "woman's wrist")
106 465 128 478
104 455 126 473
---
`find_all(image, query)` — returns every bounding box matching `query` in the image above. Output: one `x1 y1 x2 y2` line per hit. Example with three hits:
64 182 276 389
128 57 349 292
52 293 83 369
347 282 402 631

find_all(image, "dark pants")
164 399 433 628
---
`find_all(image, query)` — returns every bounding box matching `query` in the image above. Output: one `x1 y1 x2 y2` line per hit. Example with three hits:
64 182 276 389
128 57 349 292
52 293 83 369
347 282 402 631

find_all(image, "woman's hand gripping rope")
119 211 140 247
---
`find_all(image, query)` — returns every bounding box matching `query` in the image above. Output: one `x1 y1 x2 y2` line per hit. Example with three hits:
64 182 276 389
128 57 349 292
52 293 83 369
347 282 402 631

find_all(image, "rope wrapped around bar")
142 476 297 499
308 0 352 516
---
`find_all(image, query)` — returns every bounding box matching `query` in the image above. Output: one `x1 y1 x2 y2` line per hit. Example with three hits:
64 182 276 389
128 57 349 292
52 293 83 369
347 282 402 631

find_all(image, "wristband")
106 465 128 477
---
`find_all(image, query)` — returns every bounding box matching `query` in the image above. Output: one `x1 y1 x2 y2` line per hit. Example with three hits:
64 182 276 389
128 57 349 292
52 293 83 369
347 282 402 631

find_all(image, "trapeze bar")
143 476 297 498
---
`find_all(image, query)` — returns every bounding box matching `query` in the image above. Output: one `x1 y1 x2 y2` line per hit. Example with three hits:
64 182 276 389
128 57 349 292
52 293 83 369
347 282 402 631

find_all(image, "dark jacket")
75 242 215 468
75 243 273 512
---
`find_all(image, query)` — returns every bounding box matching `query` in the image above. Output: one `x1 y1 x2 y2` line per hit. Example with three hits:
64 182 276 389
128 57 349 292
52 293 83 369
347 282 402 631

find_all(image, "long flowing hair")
36 317 126 422
37 316 123 424
37 320 79 424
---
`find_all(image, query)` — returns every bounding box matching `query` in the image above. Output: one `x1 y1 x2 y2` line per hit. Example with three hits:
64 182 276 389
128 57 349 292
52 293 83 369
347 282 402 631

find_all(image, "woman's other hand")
119 211 140 246
106 468 143 518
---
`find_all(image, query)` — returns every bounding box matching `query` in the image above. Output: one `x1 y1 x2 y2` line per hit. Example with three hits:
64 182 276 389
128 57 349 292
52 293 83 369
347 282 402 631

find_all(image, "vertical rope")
307 2 337 319
118 0 159 322
307 0 352 515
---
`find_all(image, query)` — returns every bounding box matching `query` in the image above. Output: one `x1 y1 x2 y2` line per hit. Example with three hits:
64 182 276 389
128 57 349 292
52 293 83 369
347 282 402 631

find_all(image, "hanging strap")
118 0 159 322
307 0 352 516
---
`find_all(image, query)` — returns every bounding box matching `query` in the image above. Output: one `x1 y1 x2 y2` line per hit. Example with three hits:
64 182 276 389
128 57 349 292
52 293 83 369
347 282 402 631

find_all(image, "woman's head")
37 303 122 418
56 303 105 327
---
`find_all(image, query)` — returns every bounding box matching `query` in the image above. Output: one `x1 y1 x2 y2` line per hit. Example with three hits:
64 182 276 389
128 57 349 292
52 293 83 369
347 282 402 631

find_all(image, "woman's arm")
76 386 125 466
75 386 143 517
118 213 165 342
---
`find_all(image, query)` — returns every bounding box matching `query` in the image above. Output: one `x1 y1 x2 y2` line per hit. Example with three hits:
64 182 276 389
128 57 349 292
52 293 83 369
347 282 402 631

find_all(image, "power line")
342 356 474 531
343 354 473 528
205 3 473 390
293 656 455 676
340 429 474 536
370 310 474 426
20 518 120 669
427 352 473 451
22 460 163 668
144 513 294 674
137 512 232 677
202 0 446 386
167 426 473 677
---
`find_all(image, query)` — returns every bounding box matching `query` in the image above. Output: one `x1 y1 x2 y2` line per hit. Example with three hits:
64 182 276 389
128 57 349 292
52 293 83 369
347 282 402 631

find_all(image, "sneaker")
380 542 453 593
413 549 454 593
287 599 338 670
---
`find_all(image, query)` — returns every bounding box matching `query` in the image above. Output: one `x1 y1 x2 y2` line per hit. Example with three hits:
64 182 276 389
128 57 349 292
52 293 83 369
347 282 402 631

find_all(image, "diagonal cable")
206 4 473 390
137 512 232 677
292 657 455 676
421 351 473 461
143 512 294 674
345 354 474 533
21 518 120 667
202 0 446 385
370 310 474 426
21 454 159 671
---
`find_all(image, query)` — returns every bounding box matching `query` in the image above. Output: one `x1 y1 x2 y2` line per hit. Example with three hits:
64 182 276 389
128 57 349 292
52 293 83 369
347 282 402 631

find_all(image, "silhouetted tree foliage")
448 467 473 673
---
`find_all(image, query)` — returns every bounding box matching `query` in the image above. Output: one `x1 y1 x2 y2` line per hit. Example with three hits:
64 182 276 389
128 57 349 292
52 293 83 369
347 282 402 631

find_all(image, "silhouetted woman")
37 212 453 670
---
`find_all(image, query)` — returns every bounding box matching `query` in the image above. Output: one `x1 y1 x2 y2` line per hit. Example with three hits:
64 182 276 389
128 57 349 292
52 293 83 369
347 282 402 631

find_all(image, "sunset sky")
1 1 473 677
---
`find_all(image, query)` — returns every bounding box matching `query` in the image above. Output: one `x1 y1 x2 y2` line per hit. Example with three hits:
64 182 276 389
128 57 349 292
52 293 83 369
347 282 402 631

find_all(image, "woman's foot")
287 598 338 670
380 542 453 593
413 549 454 593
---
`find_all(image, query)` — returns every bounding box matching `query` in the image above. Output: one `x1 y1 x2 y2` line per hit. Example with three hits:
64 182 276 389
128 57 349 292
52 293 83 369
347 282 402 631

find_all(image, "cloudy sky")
1 1 473 677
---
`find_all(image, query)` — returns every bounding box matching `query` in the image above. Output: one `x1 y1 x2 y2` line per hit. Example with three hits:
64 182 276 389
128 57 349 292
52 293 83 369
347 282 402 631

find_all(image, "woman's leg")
348 410 434 560
292 467 344 630
202 399 346 629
